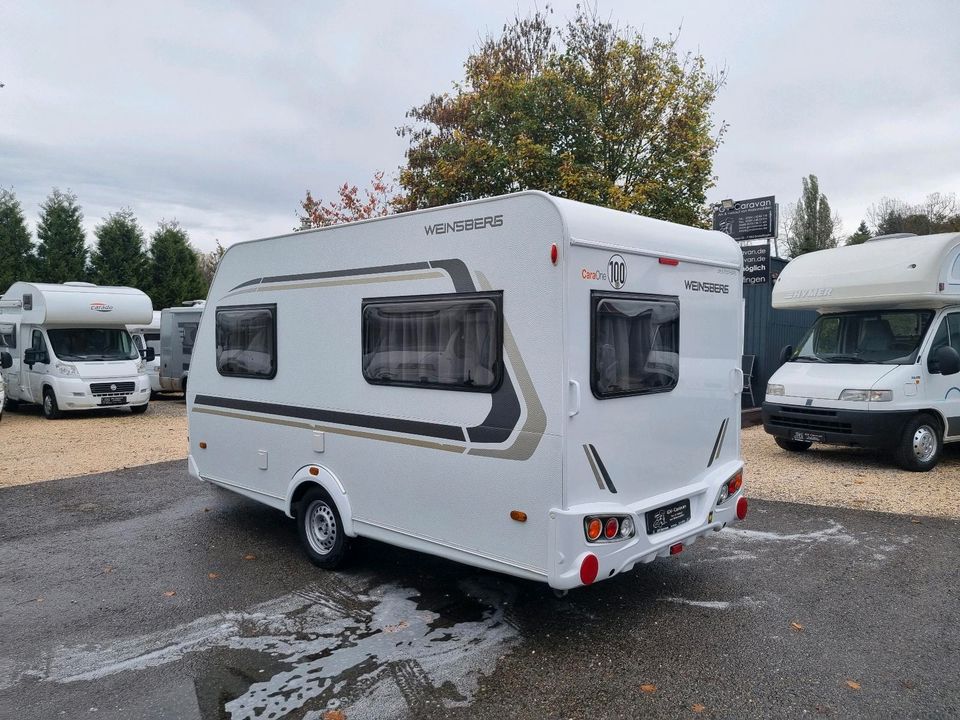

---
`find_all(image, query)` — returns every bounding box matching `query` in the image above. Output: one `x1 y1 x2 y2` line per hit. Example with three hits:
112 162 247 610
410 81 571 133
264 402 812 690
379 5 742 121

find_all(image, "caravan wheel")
296 487 350 569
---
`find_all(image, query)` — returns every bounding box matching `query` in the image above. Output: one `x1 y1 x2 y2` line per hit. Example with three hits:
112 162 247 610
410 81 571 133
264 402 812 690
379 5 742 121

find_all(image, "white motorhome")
0 282 154 418
158 301 205 393
128 311 162 393
188 192 747 590
763 232 960 471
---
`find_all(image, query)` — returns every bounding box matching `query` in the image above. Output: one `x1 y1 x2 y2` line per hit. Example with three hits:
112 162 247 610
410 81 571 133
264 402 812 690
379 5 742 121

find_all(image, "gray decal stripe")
708 418 729 467
587 444 618 494
230 262 431 292
583 445 605 489
193 394 466 442
430 259 523 444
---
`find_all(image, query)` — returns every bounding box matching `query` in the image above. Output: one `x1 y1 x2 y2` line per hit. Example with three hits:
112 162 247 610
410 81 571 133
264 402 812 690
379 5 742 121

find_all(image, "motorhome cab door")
564 245 742 511
923 309 960 438
22 328 49 403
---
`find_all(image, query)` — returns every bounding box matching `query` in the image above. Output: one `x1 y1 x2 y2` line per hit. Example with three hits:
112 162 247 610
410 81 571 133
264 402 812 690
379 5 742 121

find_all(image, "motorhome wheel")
42 389 62 420
775 437 812 452
895 414 941 472
296 487 350 569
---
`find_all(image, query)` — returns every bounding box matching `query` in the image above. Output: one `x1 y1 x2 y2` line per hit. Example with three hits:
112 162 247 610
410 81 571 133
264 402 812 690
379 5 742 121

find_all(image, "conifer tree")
146 220 206 309
89 208 147 287
35 188 87 282
0 188 34 293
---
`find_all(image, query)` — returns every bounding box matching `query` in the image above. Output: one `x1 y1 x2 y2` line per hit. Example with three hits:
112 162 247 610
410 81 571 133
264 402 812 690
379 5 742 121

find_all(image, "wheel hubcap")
305 500 337 555
44 396 52 413
912 425 937 462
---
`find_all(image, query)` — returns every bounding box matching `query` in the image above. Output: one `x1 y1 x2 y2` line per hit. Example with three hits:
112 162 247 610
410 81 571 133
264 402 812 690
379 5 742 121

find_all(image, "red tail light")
604 517 619 539
736 496 748 520
580 553 599 585
670 543 684 555
727 472 742 495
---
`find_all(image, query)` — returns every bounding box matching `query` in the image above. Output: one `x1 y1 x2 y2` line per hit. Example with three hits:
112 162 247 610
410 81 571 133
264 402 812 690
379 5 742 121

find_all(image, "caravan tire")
895 413 941 472
42 389 62 420
775 437 812 452
296 487 350 569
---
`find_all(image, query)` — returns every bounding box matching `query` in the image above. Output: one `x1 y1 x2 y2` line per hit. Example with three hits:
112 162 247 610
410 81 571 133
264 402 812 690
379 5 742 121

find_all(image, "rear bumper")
762 402 911 448
547 460 745 590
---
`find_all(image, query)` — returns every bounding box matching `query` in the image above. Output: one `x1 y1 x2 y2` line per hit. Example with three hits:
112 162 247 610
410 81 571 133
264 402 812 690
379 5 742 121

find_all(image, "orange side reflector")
198 442 207 449
510 510 527 522
309 467 319 476
586 518 602 541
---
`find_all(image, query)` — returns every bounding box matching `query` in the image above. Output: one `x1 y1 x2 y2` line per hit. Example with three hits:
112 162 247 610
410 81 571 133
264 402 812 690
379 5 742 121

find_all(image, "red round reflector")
669 542 684 555
736 496 748 520
580 553 599 585
604 517 619 539
550 243 559 265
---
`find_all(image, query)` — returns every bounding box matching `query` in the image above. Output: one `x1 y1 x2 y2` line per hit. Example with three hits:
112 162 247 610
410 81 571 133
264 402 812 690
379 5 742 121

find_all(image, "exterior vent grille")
90 381 136 397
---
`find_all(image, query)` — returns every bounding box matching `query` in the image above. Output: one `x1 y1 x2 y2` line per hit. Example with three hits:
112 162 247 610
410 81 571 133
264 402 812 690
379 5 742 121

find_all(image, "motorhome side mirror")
779 345 794 365
0 351 11 369
144 347 156 362
23 348 38 366
934 346 960 376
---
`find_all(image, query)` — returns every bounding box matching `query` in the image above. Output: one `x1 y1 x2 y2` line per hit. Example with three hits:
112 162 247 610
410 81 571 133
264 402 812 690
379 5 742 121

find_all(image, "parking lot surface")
1 461 958 719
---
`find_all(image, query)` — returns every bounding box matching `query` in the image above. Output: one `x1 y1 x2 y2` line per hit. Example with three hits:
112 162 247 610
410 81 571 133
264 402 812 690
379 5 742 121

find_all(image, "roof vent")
866 233 918 242
63 281 97 287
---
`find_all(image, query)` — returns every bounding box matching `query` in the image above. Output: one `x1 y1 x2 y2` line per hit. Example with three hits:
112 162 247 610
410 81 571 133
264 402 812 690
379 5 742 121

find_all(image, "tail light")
717 469 744 506
584 515 635 543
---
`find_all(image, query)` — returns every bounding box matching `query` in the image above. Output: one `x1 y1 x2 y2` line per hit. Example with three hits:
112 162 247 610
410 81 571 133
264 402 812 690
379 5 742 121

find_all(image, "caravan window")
0 323 15 349
216 304 277 379
361 291 503 392
591 291 680 398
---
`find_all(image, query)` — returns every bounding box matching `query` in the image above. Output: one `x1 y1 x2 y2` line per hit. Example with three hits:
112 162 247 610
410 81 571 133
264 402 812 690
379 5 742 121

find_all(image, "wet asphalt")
0 461 958 720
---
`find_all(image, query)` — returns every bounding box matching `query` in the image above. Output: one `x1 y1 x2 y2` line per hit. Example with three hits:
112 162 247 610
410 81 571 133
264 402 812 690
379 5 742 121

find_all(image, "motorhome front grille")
767 406 853 434
90 382 136 396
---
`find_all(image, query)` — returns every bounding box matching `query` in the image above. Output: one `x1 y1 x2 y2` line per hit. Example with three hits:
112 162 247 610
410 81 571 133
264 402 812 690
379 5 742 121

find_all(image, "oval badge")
607 254 626 290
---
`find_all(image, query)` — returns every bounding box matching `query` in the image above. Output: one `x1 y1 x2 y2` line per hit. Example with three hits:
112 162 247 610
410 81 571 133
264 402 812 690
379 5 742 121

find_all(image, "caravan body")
128 311 161 393
764 232 960 470
0 282 153 418
188 192 746 589
159 302 204 393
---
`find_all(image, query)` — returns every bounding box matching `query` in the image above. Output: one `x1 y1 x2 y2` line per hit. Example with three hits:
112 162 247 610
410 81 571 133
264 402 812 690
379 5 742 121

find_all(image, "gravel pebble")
742 425 960 519
0 396 187 488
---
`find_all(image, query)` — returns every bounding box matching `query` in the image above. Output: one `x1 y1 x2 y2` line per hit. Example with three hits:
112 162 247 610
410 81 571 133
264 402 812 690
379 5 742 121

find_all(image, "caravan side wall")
189 195 566 580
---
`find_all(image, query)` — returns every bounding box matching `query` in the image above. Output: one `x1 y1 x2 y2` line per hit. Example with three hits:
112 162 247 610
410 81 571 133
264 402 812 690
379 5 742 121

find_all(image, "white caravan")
158 301 205 393
128 311 162 393
763 232 960 471
188 192 747 590
0 282 154 418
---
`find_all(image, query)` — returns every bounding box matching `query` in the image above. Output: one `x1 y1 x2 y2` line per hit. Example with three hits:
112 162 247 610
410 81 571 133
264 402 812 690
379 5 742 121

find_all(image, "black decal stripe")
707 418 728 467
587 444 618 494
430 258 524 444
194 394 466 442
230 262 431 292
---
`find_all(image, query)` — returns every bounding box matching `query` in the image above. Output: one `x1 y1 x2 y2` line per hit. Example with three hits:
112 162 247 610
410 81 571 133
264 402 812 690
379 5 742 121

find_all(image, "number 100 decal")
608 254 626 289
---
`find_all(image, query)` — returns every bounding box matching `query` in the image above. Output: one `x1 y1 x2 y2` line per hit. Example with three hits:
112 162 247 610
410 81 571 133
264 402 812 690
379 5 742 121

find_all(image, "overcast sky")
3 1 959 252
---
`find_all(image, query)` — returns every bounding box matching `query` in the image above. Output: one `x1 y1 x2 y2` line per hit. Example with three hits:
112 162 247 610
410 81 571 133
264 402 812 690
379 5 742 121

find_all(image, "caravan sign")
713 196 777 241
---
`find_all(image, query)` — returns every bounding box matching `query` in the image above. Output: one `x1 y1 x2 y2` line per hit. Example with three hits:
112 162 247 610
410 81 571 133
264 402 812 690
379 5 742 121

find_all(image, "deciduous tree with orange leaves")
297 171 396 229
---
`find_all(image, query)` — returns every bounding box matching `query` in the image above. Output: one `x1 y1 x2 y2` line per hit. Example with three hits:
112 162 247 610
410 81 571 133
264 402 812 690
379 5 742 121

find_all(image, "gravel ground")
3 398 958 519
743 424 960 518
0 395 188 488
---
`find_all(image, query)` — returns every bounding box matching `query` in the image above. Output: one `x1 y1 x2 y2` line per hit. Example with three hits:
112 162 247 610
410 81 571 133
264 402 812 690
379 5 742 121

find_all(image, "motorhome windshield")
792 310 934 365
47 328 139 362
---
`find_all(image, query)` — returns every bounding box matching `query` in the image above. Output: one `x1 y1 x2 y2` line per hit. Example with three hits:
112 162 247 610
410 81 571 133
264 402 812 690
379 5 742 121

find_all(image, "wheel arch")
285 464 356 537
914 408 946 437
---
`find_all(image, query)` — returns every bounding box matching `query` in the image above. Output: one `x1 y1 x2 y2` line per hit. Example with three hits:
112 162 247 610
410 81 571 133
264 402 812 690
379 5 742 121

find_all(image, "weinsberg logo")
684 280 729 294
90 302 114 313
424 214 503 235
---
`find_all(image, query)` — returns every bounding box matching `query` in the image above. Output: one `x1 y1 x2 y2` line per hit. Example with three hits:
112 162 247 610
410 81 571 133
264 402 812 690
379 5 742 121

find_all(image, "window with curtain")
591 291 680 398
216 304 277 379
362 291 503 391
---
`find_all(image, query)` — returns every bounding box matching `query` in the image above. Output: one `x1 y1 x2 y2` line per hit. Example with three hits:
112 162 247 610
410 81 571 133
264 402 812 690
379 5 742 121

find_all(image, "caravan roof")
0 282 154 325
773 232 960 312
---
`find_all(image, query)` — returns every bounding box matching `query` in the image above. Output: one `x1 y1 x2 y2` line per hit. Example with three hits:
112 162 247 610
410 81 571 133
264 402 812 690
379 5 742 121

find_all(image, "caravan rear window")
591 291 680 398
362 291 503 392
216 304 277 379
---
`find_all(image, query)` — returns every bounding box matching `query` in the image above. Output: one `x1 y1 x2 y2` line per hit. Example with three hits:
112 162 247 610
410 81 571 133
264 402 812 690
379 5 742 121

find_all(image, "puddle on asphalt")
21 574 520 719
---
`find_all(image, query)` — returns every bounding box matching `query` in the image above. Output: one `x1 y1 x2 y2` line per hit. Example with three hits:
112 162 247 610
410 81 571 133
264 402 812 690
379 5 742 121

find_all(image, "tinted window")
216 305 277 379
47 328 138 361
362 292 502 391
794 310 933 365
591 292 680 398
